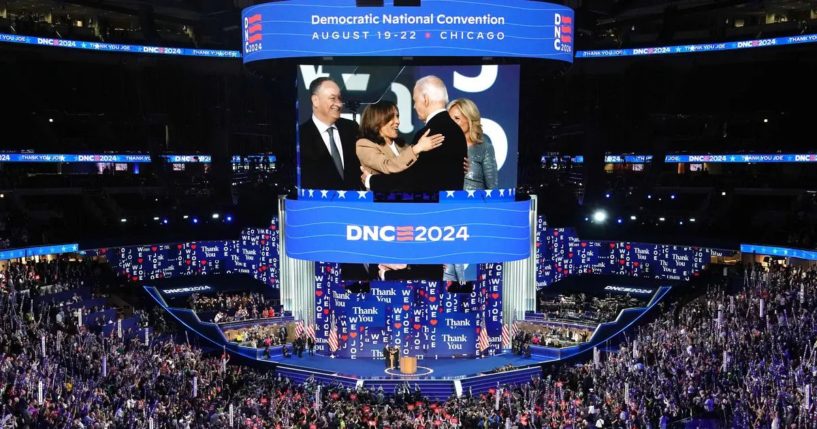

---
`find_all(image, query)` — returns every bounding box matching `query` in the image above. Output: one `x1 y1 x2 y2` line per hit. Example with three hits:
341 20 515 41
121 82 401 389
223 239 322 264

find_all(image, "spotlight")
647 194 652 199
630 215 637 221
183 215 189 219
162 219 169 225
212 213 220 219
120 218 127 223
763 118 768 123
592 210 608 223
617 218 623 224
192 218 199 224
48 118 54 123
153 217 160 221
689 218 696 223
670 194 676 200
605 193 611 199
225 215 233 222
658 217 666 222
721 191 727 196
0 194 4 198
679 221 684 225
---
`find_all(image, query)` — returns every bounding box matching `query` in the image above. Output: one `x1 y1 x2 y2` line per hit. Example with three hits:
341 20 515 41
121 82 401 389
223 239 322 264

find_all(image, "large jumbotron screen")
289 64 524 282
296 64 519 189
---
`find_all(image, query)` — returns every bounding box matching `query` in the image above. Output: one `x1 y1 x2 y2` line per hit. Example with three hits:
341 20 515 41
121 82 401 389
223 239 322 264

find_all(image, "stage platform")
143 276 674 400
266 351 550 379
264 352 549 400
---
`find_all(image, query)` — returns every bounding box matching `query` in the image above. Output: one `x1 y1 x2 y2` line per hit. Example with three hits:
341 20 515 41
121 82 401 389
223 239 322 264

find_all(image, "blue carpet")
267 351 554 379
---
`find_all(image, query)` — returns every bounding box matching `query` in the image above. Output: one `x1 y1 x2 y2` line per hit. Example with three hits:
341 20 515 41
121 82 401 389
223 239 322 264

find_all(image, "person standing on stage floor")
299 77 362 191
307 335 315 356
383 344 391 368
278 325 287 345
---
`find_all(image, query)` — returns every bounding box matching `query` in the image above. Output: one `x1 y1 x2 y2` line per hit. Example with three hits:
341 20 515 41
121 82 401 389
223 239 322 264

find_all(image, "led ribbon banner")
576 33 817 58
0 33 240 58
542 153 817 165
740 244 817 261
284 197 531 263
0 244 79 260
0 153 151 163
242 0 574 62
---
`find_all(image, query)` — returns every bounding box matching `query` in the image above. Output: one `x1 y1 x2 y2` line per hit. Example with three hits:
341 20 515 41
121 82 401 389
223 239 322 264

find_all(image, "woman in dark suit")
355 100 443 176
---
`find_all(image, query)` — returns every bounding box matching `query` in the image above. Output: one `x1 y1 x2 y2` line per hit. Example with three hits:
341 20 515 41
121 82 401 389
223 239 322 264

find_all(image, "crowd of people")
223 323 287 349
1 258 816 427
0 259 98 295
515 322 595 349
189 291 279 324
526 264 817 427
538 293 642 324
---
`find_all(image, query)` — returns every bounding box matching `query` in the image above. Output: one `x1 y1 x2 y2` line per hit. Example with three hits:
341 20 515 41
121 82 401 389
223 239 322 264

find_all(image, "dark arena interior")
1 0 817 427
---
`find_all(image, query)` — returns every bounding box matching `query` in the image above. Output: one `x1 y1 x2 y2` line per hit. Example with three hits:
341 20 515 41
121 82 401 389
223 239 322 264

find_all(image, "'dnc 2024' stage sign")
242 0 574 62
284 198 531 264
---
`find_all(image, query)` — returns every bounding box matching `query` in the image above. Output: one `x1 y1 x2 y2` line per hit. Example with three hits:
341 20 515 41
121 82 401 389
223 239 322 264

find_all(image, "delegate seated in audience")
189 291 278 323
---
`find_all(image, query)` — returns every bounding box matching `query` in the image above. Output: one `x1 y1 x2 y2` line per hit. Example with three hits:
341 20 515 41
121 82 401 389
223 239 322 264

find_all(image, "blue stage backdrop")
314 262 504 359
535 216 732 287
85 222 280 288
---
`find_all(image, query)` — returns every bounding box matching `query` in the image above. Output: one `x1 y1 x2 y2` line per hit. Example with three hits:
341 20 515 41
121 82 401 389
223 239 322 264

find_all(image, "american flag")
294 320 316 341
501 323 511 349
328 315 339 353
304 323 316 342
478 318 490 352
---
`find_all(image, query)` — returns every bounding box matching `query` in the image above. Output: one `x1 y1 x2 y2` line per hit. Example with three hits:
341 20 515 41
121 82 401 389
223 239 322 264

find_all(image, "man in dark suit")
383 344 391 368
363 75 466 194
300 77 362 190
301 77 374 281
362 76 467 280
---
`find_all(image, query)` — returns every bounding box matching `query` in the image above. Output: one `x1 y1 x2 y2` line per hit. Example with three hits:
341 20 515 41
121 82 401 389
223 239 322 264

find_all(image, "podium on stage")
399 356 417 374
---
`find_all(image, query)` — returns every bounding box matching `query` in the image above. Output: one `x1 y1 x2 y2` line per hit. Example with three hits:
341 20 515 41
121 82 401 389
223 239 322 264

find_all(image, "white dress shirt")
311 114 345 169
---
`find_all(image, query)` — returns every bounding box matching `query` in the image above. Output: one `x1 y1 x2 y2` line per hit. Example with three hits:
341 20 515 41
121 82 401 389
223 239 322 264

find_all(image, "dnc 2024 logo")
346 225 470 242
244 13 263 53
553 13 572 53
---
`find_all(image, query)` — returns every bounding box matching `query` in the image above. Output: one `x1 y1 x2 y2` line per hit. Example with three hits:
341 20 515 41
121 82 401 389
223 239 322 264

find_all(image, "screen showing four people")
295 64 521 284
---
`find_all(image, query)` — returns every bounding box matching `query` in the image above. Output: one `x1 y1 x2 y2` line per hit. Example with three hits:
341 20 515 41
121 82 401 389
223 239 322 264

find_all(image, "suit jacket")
369 111 466 193
356 138 417 174
299 117 362 190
